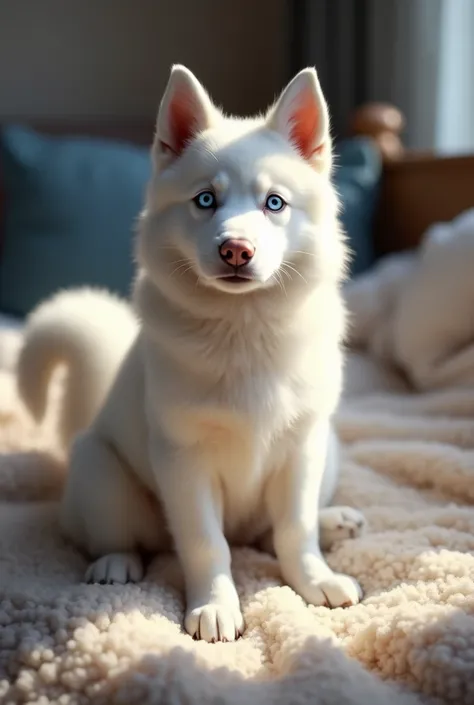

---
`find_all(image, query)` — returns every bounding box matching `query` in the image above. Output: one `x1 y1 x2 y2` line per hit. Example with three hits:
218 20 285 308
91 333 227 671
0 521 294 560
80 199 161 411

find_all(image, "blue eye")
193 190 216 210
265 194 286 212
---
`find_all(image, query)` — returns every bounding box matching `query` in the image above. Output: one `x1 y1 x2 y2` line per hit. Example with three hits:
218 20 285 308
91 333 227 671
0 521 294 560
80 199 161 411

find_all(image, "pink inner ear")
289 91 323 160
166 90 199 155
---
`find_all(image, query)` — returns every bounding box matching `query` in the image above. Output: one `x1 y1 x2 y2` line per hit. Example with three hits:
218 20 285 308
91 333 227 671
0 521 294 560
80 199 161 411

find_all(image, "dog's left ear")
267 68 331 170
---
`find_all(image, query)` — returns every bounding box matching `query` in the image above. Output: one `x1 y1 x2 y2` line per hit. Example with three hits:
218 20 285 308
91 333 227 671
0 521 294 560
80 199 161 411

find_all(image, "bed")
0 106 474 705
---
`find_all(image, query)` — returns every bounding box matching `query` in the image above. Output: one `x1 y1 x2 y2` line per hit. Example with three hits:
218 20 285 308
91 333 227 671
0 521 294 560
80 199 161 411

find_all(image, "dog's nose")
219 239 255 268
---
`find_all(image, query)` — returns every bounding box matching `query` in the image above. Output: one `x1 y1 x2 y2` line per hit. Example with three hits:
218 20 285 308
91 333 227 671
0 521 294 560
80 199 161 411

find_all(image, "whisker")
293 250 317 258
179 266 194 278
170 258 190 266
274 270 287 298
169 261 193 278
282 262 307 284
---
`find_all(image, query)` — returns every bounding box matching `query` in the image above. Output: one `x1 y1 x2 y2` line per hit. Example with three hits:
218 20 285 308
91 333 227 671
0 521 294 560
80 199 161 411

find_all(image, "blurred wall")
0 0 289 120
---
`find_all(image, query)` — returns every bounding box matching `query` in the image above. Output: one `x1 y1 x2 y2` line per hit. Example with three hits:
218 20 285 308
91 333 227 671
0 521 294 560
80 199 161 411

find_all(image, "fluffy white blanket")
346 208 474 391
1 288 474 702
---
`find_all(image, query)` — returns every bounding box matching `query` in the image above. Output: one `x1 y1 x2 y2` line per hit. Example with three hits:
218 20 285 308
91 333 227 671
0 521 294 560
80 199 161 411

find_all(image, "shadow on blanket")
0 450 64 502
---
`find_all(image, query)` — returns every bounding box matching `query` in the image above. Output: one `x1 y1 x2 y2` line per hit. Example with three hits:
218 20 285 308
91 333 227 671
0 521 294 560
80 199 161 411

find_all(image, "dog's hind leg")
257 505 366 556
60 430 166 584
318 506 366 551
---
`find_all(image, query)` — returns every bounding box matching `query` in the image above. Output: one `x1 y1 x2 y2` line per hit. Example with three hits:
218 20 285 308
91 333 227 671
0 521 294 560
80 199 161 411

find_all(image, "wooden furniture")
351 103 474 256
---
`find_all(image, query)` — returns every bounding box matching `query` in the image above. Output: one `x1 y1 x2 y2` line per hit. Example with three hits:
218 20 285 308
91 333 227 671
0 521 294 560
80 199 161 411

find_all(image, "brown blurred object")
351 103 474 256
350 103 405 163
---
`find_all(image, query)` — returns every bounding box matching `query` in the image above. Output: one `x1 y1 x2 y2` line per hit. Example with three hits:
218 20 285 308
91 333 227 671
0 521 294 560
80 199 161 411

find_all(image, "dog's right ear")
153 65 218 168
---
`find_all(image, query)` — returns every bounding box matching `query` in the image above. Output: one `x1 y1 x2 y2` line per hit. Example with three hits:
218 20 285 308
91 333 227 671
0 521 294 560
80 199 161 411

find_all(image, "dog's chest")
166 364 309 539
214 321 313 426
181 403 279 542
155 318 320 539
165 316 312 434
185 355 306 441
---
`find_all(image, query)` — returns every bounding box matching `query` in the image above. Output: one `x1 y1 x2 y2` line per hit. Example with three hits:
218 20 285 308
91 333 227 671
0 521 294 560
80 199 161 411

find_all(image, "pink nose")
219 239 255 268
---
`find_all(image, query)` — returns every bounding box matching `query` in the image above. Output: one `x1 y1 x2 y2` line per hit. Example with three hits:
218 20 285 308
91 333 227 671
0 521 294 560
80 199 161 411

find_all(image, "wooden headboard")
350 103 474 256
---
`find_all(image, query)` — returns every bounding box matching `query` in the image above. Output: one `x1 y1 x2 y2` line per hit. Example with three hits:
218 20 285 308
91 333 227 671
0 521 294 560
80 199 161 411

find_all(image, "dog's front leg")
266 420 362 608
151 437 243 642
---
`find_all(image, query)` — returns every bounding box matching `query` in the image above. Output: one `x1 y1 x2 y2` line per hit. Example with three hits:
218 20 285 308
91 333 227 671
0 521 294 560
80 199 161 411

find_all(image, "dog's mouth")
217 274 252 283
203 267 264 293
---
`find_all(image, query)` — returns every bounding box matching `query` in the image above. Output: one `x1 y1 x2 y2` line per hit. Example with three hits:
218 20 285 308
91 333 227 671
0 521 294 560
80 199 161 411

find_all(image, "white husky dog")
17 65 365 642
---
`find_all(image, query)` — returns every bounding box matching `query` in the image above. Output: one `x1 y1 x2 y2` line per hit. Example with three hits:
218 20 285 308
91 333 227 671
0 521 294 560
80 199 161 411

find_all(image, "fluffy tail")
17 287 139 452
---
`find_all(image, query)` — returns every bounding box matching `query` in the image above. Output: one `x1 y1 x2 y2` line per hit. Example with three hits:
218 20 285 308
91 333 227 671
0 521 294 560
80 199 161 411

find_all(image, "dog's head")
138 66 346 301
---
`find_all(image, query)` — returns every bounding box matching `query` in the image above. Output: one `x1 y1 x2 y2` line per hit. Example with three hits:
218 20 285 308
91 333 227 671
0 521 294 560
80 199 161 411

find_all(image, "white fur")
345 207 474 391
17 288 138 450
17 65 364 643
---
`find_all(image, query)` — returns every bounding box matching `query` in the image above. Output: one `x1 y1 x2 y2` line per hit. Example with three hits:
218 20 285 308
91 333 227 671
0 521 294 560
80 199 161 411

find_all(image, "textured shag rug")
1 356 474 705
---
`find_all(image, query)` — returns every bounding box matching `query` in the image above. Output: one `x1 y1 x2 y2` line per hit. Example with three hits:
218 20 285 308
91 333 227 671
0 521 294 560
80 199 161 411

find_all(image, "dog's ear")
154 65 218 168
267 68 331 170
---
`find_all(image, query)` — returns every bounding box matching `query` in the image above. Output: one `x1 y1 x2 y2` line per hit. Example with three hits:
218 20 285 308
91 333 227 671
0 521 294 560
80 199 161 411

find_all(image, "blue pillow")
0 126 151 316
333 137 382 277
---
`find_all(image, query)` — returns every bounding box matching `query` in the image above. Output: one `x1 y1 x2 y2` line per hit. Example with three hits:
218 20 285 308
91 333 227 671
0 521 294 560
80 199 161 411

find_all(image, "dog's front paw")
185 603 245 642
300 572 363 608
